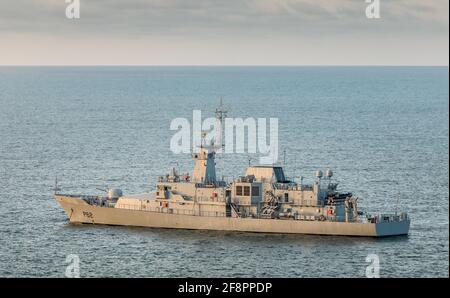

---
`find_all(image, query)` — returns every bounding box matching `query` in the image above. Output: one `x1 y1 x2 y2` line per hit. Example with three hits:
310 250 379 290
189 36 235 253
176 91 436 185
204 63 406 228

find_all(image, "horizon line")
0 64 448 67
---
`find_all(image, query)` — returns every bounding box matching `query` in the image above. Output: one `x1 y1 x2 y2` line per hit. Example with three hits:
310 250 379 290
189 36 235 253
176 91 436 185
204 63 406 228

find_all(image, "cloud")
0 0 447 37
0 0 447 65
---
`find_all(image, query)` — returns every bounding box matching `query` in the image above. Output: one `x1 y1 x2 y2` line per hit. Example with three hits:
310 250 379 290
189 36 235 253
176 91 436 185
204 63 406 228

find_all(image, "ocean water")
0 66 448 277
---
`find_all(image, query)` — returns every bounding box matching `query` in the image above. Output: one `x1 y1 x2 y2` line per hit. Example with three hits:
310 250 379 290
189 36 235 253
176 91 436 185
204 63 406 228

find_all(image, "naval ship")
54 105 410 237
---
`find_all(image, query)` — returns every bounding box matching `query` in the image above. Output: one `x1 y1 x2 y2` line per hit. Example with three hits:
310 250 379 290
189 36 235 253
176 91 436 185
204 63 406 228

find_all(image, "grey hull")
55 196 410 237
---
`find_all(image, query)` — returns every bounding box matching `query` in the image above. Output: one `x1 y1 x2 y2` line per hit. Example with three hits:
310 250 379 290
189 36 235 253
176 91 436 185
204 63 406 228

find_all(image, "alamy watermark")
170 110 279 164
365 0 381 19
365 253 380 278
65 254 80 278
65 0 80 19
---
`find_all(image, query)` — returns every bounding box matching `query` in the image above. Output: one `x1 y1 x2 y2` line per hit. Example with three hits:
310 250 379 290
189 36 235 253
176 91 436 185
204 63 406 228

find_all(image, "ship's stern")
374 213 410 237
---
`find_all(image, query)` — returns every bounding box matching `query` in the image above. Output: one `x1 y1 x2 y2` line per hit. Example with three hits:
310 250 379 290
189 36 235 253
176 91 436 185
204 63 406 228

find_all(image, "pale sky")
0 0 448 65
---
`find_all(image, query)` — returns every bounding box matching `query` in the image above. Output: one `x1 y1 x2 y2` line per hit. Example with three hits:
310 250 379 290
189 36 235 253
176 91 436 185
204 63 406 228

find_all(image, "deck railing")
114 203 227 218
367 212 409 223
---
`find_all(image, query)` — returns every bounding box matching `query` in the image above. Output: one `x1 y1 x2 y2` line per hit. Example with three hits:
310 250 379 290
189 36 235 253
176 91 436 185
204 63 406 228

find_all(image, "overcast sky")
0 0 448 65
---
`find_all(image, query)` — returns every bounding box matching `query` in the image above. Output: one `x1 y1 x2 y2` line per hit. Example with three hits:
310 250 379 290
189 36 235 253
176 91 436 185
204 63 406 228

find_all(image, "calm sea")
0 66 448 277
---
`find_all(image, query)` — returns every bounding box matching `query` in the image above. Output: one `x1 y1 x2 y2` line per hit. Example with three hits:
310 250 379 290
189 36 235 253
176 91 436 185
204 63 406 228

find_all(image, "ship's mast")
215 98 228 181
54 176 61 194
215 97 227 153
191 97 226 184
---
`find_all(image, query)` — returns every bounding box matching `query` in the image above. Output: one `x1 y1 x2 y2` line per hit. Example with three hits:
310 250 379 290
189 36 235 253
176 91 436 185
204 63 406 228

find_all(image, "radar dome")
108 188 123 199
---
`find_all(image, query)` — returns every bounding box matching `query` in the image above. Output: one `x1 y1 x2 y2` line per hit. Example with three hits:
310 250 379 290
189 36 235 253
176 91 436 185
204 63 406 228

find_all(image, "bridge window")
252 186 260 197
243 186 250 196
236 186 243 196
